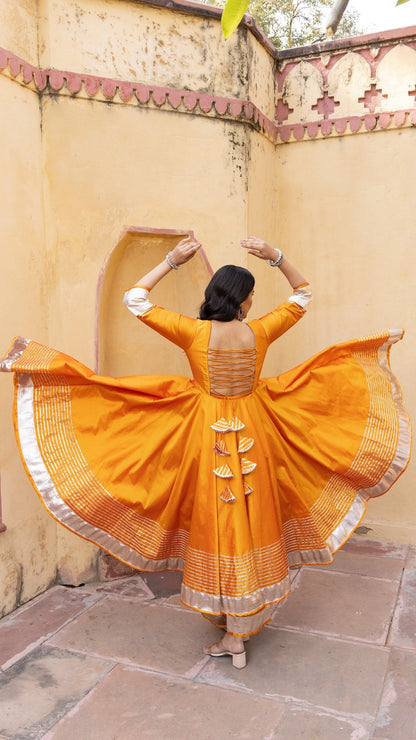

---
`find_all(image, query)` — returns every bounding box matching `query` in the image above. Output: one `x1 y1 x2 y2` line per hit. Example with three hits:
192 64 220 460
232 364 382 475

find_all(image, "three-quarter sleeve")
123 286 154 317
287 284 313 311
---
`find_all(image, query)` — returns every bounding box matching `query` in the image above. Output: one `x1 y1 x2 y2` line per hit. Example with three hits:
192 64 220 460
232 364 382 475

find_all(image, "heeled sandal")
204 642 247 669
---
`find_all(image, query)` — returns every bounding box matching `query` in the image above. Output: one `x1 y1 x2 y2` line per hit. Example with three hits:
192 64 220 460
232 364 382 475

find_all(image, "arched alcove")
97 228 212 377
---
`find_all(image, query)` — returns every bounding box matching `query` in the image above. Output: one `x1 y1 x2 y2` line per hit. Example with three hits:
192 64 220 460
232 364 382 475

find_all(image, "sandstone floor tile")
386 550 416 649
388 594 416 649
401 548 416 593
373 647 416 739
341 538 409 559
273 707 372 739
140 570 183 597
46 664 286 740
49 597 218 677
164 593 188 609
0 586 101 669
198 627 389 716
270 569 398 643
0 645 113 739
290 567 301 583
94 575 154 600
313 551 404 580
97 552 137 580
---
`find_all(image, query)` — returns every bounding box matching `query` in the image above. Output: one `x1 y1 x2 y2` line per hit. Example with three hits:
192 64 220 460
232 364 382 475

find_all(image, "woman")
1 236 411 669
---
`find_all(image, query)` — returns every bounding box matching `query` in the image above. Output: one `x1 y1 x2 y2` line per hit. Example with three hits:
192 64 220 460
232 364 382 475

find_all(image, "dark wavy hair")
199 265 255 322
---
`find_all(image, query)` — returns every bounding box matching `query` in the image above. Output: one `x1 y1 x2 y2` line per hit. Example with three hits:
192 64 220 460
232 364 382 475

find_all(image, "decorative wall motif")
282 62 323 124
376 44 416 113
276 32 416 142
328 52 372 118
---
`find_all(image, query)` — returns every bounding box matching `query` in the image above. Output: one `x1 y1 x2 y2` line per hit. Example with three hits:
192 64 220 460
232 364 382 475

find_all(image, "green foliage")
198 0 364 47
396 0 411 5
221 0 250 37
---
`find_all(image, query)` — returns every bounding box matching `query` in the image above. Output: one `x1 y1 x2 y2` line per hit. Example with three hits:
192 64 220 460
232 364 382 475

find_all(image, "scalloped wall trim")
1 44 416 144
0 46 278 143
278 110 416 142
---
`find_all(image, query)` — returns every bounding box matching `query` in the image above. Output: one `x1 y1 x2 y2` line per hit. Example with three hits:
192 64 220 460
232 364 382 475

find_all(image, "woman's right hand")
241 236 280 262
170 237 201 266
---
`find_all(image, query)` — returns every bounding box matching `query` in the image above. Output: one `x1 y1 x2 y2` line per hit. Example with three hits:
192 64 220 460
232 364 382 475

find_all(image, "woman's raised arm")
132 236 201 291
124 236 201 317
241 236 308 289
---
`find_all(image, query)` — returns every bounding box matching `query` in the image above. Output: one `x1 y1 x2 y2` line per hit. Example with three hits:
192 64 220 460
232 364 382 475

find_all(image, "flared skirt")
0 331 411 628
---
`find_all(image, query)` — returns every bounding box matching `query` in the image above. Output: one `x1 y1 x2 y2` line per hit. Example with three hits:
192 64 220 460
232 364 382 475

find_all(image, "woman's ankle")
223 632 244 652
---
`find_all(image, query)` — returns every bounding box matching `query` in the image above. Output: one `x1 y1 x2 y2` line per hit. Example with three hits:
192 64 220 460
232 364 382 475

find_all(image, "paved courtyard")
0 536 415 739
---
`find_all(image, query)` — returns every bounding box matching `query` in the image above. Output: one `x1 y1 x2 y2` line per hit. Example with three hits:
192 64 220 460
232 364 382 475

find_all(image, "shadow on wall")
97 228 212 377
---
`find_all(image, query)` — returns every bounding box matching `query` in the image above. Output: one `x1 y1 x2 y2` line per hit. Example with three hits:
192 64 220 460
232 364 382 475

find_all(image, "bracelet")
266 249 284 267
166 252 180 270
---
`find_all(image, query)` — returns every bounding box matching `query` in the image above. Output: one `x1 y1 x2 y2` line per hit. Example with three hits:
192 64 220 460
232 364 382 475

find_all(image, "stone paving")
0 536 415 740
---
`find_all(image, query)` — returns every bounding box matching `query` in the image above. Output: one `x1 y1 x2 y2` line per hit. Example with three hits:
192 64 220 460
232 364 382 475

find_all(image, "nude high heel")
204 640 247 669
231 650 247 669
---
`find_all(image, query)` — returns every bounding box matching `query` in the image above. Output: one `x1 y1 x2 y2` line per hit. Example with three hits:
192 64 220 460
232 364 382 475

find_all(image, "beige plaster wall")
0 0 39 64
0 75 58 617
274 129 416 543
41 97 255 364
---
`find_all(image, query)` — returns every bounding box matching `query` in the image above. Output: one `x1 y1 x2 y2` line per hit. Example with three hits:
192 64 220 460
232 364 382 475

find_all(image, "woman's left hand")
170 237 202 266
241 236 279 262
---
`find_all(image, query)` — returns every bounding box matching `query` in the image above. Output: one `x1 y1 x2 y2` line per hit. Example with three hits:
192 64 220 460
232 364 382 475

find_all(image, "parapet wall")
275 27 416 142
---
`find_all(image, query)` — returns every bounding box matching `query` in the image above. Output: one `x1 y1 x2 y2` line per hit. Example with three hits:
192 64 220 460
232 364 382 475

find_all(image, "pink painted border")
0 46 278 142
94 227 213 372
278 109 416 143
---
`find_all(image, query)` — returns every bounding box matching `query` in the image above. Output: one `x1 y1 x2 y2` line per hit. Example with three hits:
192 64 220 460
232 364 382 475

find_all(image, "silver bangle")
166 252 180 270
266 249 284 267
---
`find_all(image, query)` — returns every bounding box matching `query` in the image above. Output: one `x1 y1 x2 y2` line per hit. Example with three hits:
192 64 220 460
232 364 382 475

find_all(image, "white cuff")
123 287 154 316
287 284 313 311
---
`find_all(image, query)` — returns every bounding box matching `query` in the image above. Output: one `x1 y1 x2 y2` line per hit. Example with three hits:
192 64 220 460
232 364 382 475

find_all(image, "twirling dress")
0 283 411 635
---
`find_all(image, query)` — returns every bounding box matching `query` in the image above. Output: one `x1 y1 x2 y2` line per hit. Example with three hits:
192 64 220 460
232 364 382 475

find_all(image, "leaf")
396 0 411 5
221 0 250 39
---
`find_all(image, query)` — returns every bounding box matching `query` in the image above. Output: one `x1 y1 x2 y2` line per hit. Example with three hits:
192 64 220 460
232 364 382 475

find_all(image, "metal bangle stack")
166 252 180 270
266 249 285 267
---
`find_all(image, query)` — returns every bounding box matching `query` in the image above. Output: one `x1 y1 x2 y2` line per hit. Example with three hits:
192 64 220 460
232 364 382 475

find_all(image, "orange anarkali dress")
0 283 411 635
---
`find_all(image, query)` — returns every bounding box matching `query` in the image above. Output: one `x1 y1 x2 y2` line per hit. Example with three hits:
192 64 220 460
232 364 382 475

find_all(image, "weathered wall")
274 130 415 543
272 32 416 543
0 0 415 616
0 72 57 616
0 0 38 64
37 0 276 116
0 0 278 616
